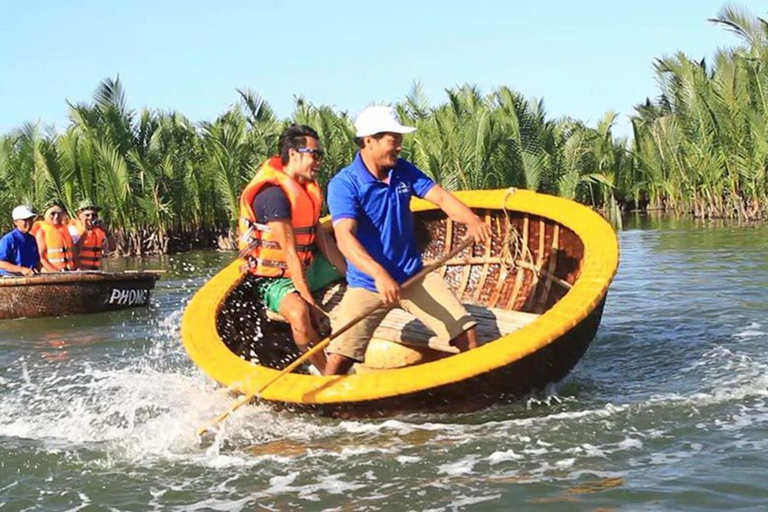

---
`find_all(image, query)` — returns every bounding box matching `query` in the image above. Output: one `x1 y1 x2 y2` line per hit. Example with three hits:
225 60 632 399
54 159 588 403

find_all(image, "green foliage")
0 77 626 250
630 4 768 219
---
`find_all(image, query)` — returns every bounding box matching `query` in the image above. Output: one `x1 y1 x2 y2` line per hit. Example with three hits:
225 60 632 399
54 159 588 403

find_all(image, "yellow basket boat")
181 189 619 417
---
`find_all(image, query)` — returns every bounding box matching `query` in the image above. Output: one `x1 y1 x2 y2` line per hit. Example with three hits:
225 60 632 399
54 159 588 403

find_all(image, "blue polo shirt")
327 153 436 291
0 228 40 276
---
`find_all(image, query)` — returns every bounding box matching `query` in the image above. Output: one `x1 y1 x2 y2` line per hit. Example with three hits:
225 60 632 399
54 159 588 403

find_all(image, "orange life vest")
70 220 106 270
33 221 76 270
238 156 322 278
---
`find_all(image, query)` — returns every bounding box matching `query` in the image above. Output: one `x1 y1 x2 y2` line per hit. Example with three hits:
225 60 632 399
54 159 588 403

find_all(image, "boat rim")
0 270 161 287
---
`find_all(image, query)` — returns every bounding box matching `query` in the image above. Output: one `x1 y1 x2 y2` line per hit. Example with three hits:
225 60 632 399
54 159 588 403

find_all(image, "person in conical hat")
68 200 116 270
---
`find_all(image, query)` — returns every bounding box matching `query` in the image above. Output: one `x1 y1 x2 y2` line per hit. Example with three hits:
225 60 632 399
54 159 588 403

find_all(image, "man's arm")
423 185 491 243
35 230 58 272
0 238 37 275
95 222 117 253
104 231 117 253
327 175 400 303
333 218 400 304
314 223 347 276
100 228 116 255
71 227 84 263
0 260 35 276
268 220 316 306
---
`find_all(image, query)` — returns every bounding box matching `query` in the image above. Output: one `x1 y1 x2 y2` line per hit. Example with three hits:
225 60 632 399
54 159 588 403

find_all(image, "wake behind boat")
0 270 160 320
182 189 619 417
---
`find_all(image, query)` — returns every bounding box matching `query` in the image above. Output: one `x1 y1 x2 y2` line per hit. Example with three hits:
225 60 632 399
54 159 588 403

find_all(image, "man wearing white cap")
0 205 41 276
325 105 492 374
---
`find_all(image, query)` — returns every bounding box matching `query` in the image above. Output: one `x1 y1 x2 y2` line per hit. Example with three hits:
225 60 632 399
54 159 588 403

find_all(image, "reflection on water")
34 331 101 362
1 230 768 510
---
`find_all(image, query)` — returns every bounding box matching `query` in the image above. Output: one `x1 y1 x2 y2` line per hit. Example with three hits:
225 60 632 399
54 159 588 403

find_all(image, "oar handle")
198 238 474 436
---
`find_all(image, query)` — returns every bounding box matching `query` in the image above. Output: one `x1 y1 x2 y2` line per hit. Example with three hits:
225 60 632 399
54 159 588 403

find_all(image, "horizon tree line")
0 79 625 255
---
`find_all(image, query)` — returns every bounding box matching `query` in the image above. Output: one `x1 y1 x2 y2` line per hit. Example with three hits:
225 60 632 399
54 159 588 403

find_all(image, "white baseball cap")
12 205 37 221
354 106 416 137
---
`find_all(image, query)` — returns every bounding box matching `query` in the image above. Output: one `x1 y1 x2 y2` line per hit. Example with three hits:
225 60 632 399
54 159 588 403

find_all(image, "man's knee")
284 301 311 331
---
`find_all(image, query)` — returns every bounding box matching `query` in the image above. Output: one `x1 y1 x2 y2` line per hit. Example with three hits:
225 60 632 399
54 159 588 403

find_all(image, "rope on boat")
498 187 534 284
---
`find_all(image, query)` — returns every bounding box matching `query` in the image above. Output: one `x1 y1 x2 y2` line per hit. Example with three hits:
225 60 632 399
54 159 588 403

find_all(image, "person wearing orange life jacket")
33 203 77 272
68 200 116 270
239 124 346 374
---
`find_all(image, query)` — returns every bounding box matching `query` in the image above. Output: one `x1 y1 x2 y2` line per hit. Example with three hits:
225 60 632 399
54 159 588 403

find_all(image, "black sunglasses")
296 147 325 159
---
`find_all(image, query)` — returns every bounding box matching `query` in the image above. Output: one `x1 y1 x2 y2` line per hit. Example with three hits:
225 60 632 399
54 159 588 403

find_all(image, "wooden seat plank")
265 282 540 347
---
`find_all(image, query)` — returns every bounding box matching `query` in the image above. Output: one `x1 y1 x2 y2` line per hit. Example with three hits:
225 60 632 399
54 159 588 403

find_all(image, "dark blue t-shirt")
253 185 291 222
0 228 39 276
327 153 435 291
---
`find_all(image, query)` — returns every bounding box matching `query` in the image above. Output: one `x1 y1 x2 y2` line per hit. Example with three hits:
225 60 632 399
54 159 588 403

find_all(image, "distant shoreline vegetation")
1 5 766 256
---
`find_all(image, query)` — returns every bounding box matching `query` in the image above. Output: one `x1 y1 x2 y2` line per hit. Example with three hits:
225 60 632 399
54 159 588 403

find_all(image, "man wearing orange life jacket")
68 200 116 270
33 203 77 272
239 124 346 374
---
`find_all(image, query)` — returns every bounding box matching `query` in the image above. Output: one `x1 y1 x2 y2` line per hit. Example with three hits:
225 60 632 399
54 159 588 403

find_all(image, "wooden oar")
197 237 474 437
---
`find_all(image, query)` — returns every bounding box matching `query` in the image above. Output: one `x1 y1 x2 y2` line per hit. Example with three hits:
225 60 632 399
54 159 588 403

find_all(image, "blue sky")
1 0 765 138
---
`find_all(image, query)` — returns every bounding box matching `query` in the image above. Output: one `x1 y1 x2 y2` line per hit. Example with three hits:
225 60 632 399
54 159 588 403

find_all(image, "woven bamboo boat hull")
181 189 619 417
0 271 159 320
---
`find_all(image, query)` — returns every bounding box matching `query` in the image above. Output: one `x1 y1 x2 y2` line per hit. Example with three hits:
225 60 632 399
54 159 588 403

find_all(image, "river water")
1 216 767 511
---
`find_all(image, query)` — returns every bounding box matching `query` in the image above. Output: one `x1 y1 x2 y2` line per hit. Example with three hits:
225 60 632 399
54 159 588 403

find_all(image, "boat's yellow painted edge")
180 189 619 404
